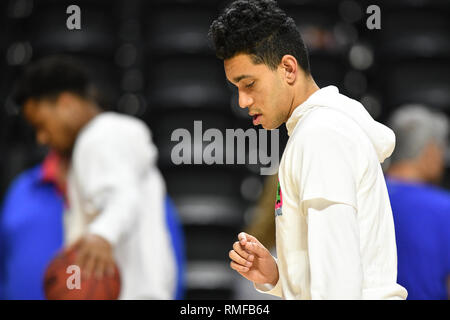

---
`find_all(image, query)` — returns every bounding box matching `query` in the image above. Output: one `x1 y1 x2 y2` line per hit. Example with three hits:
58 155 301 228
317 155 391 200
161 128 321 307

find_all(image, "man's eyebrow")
233 74 252 83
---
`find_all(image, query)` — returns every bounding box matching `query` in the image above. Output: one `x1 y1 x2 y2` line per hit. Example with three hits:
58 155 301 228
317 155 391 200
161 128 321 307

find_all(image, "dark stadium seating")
385 60 450 113
145 6 217 56
146 56 229 110
377 9 450 60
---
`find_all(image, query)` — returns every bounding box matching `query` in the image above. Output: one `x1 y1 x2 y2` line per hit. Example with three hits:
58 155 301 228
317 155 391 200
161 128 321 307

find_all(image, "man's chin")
261 122 281 131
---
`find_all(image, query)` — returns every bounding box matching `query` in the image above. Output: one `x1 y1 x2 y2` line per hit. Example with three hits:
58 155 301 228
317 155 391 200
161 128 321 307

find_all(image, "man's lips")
252 114 262 125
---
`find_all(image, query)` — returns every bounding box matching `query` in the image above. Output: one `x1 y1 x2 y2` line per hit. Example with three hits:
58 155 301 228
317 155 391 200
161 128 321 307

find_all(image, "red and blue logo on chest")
275 179 283 216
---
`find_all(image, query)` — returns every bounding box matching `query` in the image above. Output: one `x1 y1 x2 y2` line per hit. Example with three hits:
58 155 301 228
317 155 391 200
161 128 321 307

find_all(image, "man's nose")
238 91 254 109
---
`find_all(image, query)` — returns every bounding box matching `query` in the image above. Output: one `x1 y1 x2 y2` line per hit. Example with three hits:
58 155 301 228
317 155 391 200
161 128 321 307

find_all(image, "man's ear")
57 92 73 106
56 92 81 111
280 55 298 85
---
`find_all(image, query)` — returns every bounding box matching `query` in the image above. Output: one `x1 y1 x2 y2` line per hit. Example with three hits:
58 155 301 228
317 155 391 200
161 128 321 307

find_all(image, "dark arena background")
0 0 449 301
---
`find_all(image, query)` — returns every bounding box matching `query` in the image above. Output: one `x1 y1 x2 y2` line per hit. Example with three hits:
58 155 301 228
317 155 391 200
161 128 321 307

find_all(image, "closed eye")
246 81 255 88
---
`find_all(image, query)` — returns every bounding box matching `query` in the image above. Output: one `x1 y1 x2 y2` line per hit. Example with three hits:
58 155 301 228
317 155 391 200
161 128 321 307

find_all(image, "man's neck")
70 102 101 151
286 75 320 120
79 103 101 131
386 163 426 184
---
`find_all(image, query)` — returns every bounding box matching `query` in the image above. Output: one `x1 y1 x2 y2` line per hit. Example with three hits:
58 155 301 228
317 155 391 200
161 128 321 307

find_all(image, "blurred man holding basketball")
210 0 407 299
13 56 177 299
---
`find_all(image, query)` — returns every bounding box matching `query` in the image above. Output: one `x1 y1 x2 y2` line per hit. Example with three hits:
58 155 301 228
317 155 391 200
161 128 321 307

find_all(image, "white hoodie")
66 112 176 299
256 86 408 300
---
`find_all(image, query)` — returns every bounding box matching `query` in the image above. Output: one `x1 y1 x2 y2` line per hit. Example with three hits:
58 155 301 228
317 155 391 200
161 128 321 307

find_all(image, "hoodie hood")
286 86 395 163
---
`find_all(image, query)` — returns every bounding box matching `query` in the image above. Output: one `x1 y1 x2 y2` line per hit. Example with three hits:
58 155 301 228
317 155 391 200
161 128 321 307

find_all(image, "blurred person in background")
210 0 406 299
386 105 450 300
0 149 185 299
0 151 66 299
11 55 184 299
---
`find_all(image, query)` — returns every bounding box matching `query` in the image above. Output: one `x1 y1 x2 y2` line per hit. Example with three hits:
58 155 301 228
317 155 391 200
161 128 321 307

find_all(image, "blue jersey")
0 165 64 299
165 196 186 300
386 177 450 300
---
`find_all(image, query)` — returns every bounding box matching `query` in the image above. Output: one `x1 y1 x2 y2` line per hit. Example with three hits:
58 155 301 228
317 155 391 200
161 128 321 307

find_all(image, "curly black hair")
209 0 310 73
12 55 98 106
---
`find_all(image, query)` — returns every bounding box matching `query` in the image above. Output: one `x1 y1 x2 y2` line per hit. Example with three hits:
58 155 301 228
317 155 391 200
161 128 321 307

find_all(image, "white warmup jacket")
65 112 176 299
256 86 408 300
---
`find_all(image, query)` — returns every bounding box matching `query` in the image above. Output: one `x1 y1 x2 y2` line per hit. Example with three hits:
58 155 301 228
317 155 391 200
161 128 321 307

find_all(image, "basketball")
43 247 121 300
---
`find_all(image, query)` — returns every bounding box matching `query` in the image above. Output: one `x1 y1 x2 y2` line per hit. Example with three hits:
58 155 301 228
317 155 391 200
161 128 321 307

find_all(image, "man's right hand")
229 232 279 286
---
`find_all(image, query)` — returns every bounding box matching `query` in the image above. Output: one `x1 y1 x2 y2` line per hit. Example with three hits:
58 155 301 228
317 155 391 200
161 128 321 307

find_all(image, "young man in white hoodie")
209 0 407 299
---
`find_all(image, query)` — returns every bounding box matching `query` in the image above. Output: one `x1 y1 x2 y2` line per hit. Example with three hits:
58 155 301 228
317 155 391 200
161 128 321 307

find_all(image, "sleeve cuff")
254 277 283 298
253 258 283 298
88 215 120 247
